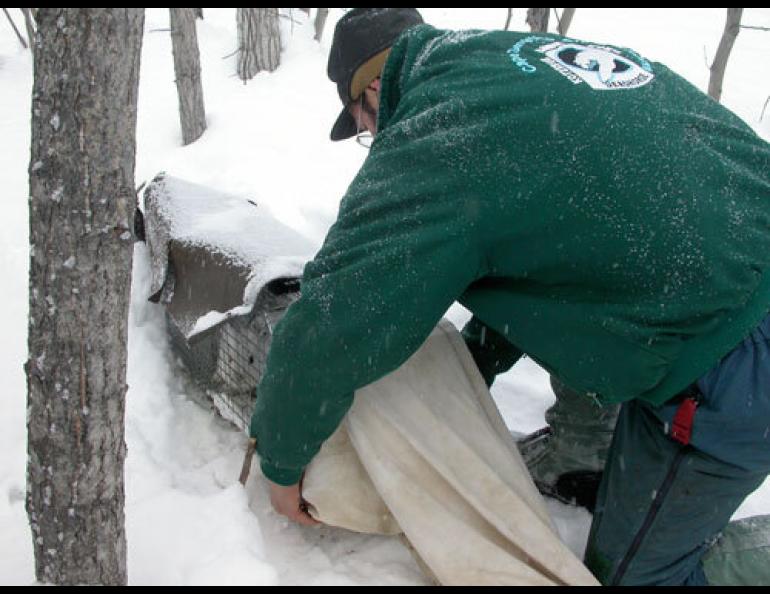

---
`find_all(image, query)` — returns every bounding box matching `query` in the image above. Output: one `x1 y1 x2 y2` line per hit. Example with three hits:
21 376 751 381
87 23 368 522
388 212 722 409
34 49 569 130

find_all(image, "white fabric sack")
302 320 599 586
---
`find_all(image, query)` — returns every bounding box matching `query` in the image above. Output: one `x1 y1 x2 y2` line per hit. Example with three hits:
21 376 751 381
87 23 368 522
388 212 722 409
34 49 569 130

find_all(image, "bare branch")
3 8 28 49
21 8 36 55
708 8 744 102
279 11 303 27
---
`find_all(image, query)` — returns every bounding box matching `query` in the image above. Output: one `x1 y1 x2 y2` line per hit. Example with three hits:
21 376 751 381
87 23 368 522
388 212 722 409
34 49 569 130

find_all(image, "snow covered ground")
1 8 769 585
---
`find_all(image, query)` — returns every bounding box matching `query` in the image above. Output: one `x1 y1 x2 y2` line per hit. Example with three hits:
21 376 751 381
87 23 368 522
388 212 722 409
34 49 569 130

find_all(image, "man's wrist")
260 459 304 487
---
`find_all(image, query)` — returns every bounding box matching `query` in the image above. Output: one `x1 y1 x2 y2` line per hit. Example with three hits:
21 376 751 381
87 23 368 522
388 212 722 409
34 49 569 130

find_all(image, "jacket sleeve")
250 138 485 486
462 316 523 387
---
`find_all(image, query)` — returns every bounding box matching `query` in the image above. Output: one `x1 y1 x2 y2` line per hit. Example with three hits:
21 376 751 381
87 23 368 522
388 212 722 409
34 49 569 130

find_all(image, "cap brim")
330 106 358 141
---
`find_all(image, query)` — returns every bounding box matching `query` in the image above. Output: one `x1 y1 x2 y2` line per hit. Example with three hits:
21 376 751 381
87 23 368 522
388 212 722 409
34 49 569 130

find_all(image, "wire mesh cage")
166 277 300 430
137 173 312 431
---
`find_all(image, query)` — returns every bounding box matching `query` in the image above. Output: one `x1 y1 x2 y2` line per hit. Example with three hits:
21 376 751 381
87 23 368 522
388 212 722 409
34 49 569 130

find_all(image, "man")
251 8 770 585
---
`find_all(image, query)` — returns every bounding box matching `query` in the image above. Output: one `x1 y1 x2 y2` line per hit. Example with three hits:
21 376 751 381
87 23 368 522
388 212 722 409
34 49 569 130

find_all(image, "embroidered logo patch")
537 41 654 90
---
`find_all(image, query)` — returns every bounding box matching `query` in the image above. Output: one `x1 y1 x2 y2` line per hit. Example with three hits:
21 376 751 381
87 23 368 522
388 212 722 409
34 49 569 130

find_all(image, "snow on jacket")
251 25 770 486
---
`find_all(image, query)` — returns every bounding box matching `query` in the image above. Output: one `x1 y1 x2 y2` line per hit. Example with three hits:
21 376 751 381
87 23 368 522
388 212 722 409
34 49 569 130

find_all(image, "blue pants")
585 312 770 585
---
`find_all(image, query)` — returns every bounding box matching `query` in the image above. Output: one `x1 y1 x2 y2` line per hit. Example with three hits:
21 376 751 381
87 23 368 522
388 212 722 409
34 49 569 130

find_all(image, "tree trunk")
708 7 743 103
557 8 575 36
314 8 329 42
526 7 550 33
237 7 281 81
26 8 143 586
504 9 513 31
170 8 207 145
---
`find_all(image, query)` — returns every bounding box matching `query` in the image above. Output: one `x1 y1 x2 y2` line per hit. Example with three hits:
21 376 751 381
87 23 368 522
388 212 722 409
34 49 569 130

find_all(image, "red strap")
670 396 698 446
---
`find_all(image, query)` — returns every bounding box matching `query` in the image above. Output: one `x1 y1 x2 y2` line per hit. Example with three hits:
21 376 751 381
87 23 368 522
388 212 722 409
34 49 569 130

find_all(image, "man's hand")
268 480 320 527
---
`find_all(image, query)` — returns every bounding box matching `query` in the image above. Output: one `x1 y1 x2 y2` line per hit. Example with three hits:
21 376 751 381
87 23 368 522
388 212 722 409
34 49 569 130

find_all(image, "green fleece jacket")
251 25 770 486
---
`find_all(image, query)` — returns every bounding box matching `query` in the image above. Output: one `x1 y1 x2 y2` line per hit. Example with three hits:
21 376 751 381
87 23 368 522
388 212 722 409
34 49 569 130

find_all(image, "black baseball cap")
327 8 423 141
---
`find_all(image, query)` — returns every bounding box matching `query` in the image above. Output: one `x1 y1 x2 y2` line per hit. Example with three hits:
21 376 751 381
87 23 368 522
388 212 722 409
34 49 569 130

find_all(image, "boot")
517 376 620 511
702 515 770 586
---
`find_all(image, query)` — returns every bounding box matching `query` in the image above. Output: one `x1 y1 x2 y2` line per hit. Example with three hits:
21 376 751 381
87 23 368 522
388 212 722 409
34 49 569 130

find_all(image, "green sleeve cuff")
260 459 304 487
462 316 523 387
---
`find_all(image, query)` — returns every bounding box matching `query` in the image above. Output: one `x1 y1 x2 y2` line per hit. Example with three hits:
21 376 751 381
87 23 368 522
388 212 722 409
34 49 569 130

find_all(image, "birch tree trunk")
170 7 207 145
237 7 280 81
708 7 743 102
526 7 550 33
26 7 143 586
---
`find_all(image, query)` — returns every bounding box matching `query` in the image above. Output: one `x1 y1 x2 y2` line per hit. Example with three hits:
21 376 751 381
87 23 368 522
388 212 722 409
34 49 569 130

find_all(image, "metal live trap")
134 173 314 431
